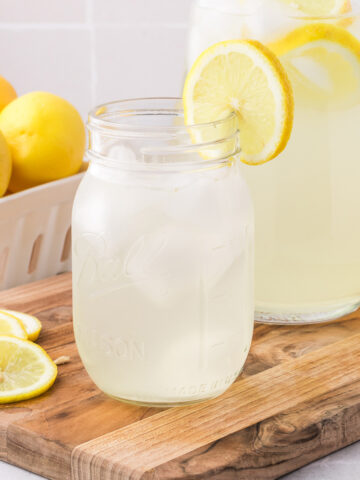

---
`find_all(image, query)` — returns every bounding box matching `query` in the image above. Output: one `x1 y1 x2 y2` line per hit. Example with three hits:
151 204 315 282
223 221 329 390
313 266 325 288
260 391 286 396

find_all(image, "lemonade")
72 99 254 406
188 0 360 322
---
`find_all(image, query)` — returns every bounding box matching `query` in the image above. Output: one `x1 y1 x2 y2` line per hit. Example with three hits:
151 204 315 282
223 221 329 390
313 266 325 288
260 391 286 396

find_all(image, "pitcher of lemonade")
187 0 360 324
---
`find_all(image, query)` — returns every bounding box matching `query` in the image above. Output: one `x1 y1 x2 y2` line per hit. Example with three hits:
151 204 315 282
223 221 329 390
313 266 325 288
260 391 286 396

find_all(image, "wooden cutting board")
1 274 360 480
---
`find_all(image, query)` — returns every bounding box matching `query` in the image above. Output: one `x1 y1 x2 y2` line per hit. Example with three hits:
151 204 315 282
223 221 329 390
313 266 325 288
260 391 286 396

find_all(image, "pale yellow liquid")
243 94 360 316
189 1 360 320
72 161 254 405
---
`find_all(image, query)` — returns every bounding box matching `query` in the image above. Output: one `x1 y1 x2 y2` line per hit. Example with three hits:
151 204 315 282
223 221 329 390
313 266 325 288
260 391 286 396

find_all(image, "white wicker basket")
0 173 83 290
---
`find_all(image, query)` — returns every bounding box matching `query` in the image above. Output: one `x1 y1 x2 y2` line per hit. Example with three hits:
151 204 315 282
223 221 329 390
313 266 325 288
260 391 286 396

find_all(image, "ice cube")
246 0 301 43
123 219 251 306
105 143 137 163
188 2 254 67
188 0 302 69
290 56 333 92
123 224 203 305
168 164 253 234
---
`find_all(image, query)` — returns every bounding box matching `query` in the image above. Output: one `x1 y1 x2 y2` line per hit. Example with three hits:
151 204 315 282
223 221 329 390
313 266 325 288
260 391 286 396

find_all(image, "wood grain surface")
0 274 360 480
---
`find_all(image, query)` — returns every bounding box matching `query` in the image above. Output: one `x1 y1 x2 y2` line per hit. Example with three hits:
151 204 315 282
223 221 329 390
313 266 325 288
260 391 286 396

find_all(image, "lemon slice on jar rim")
183 39 294 165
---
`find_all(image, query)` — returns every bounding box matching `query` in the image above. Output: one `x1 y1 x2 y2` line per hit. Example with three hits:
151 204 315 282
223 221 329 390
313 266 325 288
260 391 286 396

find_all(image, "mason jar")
188 0 360 324
72 98 254 407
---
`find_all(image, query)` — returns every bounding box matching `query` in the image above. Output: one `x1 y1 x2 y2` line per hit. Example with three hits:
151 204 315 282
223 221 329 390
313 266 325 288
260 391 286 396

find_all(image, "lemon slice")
183 40 294 165
1 310 42 341
0 311 27 339
269 24 360 107
0 336 57 404
280 0 351 16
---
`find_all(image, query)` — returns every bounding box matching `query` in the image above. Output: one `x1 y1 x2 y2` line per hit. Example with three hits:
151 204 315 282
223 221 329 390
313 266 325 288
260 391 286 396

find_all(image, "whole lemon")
0 75 17 112
0 130 11 197
0 92 85 192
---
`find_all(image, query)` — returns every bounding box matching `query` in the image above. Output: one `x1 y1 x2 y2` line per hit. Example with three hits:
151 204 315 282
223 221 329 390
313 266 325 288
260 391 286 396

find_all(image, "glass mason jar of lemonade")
188 0 360 323
72 98 254 407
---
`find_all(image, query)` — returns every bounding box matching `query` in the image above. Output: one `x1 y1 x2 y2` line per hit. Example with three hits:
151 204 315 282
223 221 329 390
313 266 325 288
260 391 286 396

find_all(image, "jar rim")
88 97 238 136
87 98 241 171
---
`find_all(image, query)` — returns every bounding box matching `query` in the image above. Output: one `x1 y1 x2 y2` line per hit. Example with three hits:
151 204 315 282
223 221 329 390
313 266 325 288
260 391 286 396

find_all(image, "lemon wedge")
269 23 360 107
1 310 42 341
0 311 27 339
280 0 351 16
0 335 57 403
183 39 294 165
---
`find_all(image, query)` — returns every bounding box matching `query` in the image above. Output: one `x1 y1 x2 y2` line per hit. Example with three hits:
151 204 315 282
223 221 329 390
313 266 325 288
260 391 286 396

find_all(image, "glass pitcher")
188 0 360 324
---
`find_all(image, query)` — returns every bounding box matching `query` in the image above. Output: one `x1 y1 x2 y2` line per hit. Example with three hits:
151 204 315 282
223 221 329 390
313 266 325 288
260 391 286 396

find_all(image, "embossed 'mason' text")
83 328 145 360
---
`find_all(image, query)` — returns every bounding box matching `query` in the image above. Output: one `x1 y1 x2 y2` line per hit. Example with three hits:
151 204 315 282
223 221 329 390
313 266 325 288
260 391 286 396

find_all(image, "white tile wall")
94 26 188 103
0 0 193 118
0 0 87 23
92 0 192 25
0 29 92 117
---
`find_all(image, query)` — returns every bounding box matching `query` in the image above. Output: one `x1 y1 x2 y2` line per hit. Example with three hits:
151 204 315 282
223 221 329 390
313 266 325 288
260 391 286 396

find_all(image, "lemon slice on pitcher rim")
0 311 27 339
0 336 57 404
1 309 42 341
183 40 294 165
279 0 351 16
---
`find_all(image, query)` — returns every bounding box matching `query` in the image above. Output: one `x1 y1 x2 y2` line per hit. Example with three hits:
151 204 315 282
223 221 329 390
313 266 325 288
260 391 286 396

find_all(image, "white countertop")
1 441 360 479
